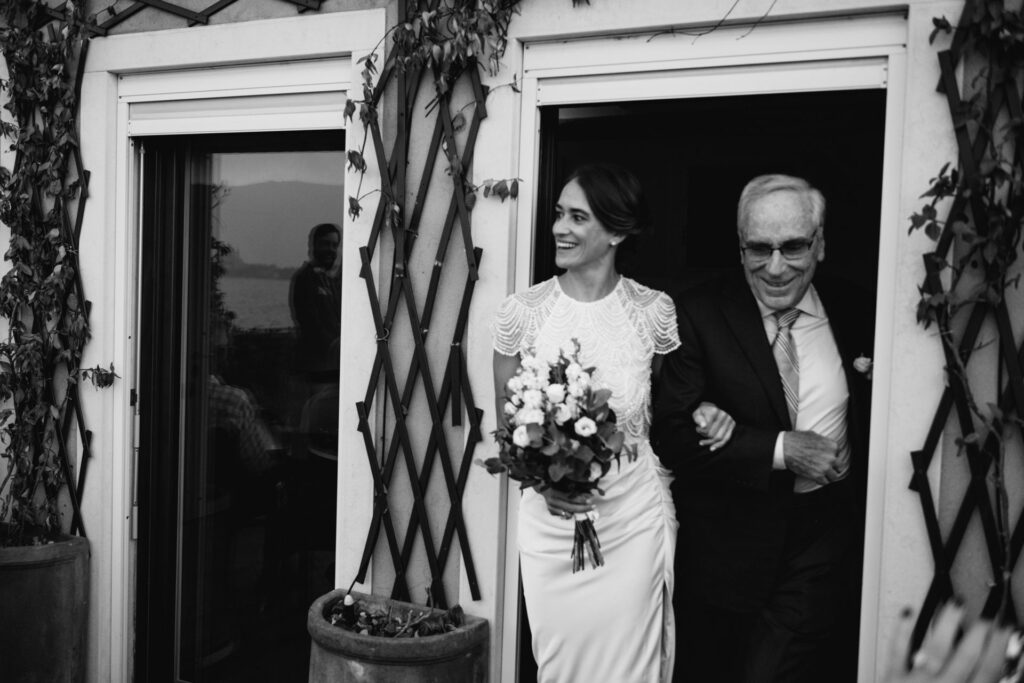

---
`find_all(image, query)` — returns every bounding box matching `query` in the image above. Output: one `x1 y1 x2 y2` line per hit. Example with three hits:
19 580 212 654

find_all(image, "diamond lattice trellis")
76 0 324 34
910 2 1024 646
351 5 486 609
3 7 99 538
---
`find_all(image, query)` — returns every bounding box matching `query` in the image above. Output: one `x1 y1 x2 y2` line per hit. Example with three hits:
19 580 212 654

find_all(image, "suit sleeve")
650 298 780 492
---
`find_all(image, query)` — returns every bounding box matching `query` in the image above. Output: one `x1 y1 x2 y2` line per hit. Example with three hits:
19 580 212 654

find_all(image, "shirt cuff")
773 432 786 470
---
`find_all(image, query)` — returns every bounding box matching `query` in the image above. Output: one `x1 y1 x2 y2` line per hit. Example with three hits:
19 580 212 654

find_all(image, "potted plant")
0 3 109 681
307 588 489 682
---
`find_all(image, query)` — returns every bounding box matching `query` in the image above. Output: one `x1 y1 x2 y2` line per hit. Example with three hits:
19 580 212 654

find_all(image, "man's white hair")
736 174 825 236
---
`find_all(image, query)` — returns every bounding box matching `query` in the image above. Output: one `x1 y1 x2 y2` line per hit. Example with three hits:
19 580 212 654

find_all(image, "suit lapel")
718 278 792 428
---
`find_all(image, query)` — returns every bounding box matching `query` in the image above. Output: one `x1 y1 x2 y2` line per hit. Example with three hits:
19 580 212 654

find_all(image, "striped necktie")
772 308 801 426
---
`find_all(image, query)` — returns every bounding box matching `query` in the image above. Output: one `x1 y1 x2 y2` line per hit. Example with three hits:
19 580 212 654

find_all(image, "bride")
491 163 735 682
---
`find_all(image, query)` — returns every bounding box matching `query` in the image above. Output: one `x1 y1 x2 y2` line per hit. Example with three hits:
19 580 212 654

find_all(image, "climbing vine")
344 0 523 222
0 0 109 547
910 0 1024 633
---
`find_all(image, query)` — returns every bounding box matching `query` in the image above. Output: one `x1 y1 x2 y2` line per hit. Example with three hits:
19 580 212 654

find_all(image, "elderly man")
652 174 873 682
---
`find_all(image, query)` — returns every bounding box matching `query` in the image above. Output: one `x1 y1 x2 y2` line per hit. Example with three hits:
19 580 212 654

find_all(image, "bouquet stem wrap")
571 511 603 573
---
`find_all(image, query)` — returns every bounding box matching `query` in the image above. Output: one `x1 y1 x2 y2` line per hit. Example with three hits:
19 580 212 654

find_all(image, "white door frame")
505 13 907 683
78 10 385 680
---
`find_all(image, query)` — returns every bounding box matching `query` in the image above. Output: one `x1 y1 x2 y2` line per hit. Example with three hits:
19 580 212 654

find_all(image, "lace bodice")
491 276 680 440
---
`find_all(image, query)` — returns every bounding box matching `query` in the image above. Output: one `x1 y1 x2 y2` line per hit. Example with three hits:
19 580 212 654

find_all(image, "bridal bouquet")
484 338 633 572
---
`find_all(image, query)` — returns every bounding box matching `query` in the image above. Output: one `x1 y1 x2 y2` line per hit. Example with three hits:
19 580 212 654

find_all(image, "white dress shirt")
759 285 850 493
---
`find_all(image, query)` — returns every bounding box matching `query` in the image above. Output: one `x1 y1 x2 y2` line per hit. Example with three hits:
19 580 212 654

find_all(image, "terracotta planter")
0 534 89 683
307 589 488 683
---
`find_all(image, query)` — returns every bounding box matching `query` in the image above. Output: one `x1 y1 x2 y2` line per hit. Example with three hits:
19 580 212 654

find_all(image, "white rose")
565 362 583 381
574 417 597 437
524 372 548 391
554 403 574 425
568 380 585 398
507 376 524 394
516 408 545 425
503 401 517 418
522 389 544 409
512 425 531 447
560 339 579 360
544 383 566 404
522 355 549 375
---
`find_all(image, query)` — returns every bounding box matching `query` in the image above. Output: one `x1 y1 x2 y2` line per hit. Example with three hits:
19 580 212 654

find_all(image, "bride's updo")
564 163 651 240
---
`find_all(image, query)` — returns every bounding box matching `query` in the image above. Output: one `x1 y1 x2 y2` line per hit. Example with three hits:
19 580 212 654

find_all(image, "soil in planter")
329 593 465 638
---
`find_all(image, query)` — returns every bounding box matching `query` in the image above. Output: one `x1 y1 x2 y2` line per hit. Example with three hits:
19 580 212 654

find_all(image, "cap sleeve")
490 294 529 357
649 291 681 355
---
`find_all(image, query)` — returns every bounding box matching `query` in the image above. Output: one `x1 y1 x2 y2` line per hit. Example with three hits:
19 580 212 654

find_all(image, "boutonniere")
853 355 873 380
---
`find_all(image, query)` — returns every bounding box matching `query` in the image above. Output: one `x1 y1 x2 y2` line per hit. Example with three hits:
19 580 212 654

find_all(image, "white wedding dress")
491 276 681 683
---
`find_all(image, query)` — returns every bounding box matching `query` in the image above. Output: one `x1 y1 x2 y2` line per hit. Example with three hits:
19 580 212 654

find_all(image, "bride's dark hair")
564 163 651 239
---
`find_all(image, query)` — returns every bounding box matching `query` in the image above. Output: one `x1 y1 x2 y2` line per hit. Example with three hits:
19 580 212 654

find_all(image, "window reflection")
181 148 344 682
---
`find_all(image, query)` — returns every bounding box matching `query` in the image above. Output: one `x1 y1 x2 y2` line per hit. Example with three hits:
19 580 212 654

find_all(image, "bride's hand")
540 488 594 520
692 402 735 451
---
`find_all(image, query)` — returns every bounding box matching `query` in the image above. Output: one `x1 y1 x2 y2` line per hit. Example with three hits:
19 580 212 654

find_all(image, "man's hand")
692 402 736 451
782 431 839 484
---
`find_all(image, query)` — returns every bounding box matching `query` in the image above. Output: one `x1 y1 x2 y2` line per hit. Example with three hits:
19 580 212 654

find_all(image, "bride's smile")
552 178 619 278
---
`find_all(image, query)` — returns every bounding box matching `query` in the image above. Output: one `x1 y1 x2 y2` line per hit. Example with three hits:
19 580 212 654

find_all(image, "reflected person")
289 222 342 383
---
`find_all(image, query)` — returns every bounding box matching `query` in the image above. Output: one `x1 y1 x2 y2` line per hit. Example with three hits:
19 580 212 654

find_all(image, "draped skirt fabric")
518 441 678 683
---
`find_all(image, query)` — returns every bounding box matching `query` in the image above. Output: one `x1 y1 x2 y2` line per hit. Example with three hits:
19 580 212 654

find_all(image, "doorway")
134 131 345 682
518 89 885 682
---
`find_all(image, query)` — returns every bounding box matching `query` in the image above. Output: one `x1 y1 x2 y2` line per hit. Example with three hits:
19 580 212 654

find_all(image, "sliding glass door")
135 131 345 682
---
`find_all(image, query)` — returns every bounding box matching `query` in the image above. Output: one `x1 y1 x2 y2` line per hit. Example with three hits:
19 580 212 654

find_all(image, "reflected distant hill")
222 251 293 280
216 180 344 270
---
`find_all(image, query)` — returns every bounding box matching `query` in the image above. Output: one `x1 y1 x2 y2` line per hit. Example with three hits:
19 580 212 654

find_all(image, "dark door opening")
520 89 886 682
135 131 345 683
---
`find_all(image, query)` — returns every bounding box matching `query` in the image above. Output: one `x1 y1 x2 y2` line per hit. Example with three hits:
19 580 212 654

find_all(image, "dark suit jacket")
650 273 873 612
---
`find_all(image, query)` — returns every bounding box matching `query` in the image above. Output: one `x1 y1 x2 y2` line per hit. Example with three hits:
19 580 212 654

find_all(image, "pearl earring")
609 240 619 246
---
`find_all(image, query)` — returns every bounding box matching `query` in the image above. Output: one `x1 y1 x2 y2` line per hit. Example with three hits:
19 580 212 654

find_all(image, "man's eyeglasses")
740 232 818 262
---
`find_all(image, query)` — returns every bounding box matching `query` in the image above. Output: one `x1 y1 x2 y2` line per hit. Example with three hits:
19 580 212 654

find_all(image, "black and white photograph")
0 2 1023 683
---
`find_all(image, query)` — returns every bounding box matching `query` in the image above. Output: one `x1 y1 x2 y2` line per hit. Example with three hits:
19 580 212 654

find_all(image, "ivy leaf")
348 196 362 220
452 112 466 132
343 99 356 123
925 222 942 241
493 179 509 201
347 150 367 173
930 16 953 44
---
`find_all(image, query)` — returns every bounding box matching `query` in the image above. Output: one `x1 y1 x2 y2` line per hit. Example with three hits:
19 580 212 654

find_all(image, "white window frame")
79 10 385 681
504 14 908 683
